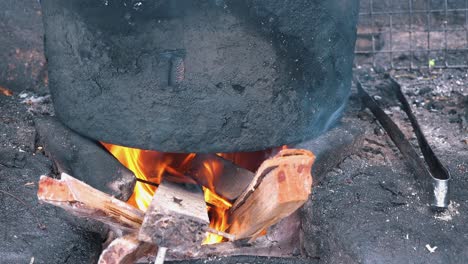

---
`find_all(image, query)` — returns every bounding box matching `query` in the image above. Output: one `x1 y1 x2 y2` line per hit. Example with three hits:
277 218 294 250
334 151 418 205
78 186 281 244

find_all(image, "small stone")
413 99 424 108
426 101 444 111
425 244 437 253
418 87 432 95
374 127 385 136
449 116 462 124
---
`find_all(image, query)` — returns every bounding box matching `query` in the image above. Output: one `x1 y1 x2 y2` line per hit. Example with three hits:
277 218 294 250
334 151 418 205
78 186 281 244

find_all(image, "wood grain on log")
37 173 144 232
228 149 315 241
37 149 314 261
98 234 156 264
184 154 255 201
138 180 209 253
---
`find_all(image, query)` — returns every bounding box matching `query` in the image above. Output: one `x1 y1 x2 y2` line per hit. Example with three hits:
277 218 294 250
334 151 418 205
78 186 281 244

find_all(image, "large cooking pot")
41 0 359 152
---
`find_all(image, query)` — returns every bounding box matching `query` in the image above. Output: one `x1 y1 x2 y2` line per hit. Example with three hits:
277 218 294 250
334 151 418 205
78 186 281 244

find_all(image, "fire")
101 142 285 245
101 143 233 244
101 143 174 209
198 159 232 244
203 188 232 244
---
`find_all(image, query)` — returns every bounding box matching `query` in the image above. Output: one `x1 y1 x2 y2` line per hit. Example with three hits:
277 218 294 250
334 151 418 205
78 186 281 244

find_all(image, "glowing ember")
0 85 13 96
101 142 284 245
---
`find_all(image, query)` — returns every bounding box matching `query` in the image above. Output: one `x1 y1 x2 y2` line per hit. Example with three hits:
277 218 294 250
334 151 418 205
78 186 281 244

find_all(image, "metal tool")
356 76 451 210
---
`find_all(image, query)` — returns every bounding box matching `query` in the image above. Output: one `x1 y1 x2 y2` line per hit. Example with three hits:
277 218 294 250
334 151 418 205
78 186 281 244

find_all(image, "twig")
0 189 46 229
136 178 159 187
207 227 236 241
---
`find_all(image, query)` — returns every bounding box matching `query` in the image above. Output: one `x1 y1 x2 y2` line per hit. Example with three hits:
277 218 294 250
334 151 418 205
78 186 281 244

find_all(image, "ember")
0 85 13 96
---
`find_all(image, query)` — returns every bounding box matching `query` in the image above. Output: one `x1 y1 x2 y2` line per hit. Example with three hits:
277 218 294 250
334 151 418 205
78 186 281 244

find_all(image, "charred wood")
138 180 209 255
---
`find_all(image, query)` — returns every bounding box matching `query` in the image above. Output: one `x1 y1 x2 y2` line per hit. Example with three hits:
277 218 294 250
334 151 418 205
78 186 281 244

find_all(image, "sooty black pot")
41 0 359 152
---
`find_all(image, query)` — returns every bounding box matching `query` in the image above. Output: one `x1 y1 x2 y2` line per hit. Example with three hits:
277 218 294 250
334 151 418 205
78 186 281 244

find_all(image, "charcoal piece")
294 121 365 184
0 148 26 168
34 116 135 200
41 0 359 152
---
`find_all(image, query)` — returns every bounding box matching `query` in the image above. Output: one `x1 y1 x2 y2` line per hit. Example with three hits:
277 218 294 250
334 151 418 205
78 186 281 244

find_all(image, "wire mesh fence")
355 0 468 69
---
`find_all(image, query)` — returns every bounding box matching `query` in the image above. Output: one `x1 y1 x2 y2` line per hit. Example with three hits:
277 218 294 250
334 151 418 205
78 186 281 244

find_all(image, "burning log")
228 149 315 241
37 173 144 233
138 180 210 254
98 234 156 264
37 149 315 262
184 154 255 201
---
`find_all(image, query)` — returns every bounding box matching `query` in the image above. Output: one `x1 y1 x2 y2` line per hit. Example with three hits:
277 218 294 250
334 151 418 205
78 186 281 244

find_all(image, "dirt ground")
302 66 468 263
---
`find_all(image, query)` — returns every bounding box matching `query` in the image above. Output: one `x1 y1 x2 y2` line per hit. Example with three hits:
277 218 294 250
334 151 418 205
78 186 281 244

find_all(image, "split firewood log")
138 180 210 255
37 173 144 232
98 234 156 264
37 149 314 262
184 153 255 201
228 149 315 241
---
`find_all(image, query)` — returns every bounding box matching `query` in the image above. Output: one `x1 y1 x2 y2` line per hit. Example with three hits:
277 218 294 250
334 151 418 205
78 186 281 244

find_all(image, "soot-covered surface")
35 116 136 200
1 68 467 263
0 86 352 263
0 0 47 95
0 95 104 264
41 0 358 152
301 68 468 264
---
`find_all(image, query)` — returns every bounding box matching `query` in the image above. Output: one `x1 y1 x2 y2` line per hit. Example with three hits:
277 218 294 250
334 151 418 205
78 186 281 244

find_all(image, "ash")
300 67 468 264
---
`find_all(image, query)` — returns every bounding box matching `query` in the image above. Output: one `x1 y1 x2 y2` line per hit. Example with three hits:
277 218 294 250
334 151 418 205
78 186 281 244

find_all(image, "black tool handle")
387 76 450 181
356 77 450 209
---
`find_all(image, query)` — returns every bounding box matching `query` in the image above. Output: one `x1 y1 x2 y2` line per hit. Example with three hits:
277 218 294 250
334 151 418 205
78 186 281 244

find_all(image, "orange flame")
101 142 285 245
203 188 232 244
101 143 173 209
198 159 232 244
101 143 232 244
